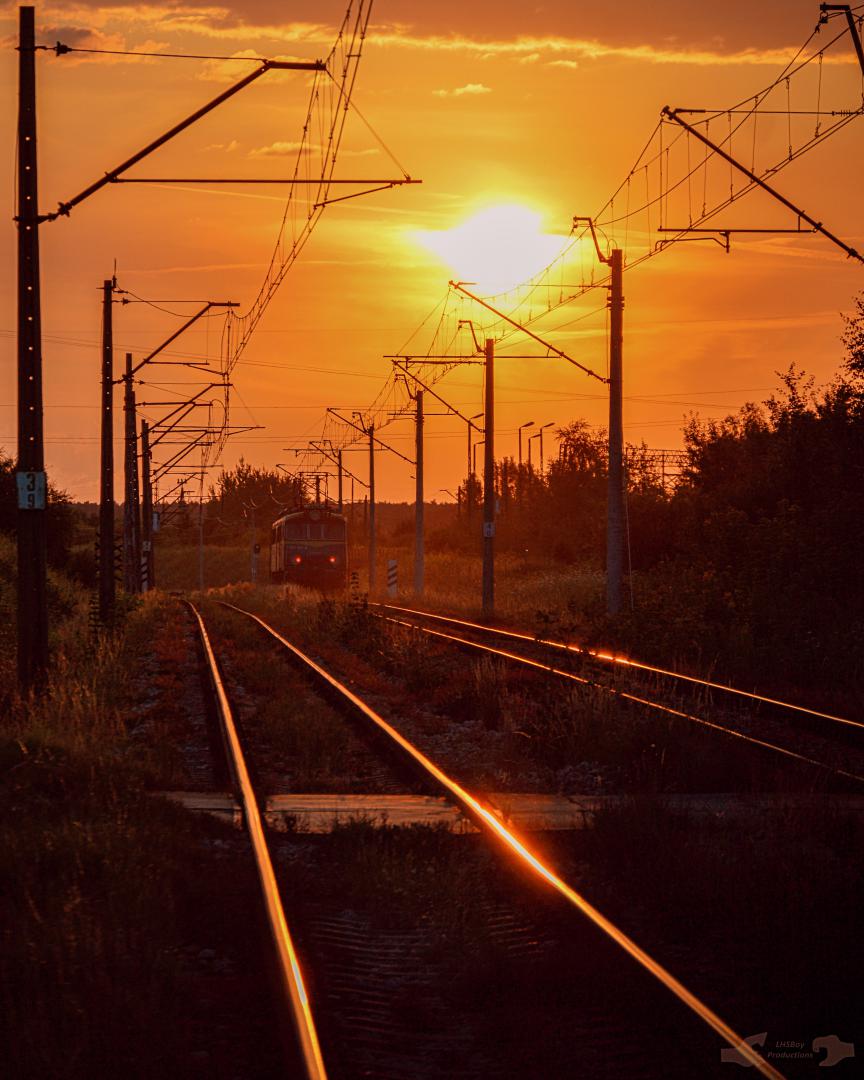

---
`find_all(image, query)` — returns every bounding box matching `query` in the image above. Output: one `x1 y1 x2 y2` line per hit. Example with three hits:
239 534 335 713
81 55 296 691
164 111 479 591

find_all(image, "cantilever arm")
662 105 863 263
311 442 369 489
449 281 608 383
45 60 325 221
326 408 415 465
390 359 482 430
124 303 237 379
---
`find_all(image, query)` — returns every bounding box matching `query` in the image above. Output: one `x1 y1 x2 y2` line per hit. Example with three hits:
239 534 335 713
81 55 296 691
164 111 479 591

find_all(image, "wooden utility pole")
607 248 625 616
482 339 495 615
123 354 141 594
16 6 48 689
99 278 116 622
140 419 153 591
368 423 376 590
414 390 424 597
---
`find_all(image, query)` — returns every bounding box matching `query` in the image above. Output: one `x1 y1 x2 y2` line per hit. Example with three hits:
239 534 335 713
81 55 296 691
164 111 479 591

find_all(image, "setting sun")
413 205 568 295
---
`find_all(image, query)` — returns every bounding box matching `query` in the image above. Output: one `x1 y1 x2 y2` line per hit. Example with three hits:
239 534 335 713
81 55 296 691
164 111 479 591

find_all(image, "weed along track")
170 596 780 1079
373 603 864 791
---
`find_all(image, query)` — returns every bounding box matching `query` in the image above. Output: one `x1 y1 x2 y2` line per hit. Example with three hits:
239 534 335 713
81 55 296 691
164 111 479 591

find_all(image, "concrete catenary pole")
123 353 141 594
368 423 376 590
16 6 48 688
99 278 116 623
140 419 154 591
482 339 495 614
414 390 424 596
337 449 343 512
606 248 625 616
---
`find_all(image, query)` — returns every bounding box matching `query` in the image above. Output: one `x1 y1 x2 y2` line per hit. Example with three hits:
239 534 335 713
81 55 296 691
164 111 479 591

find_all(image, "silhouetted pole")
482 339 495 614
539 422 554 477
123 353 141 593
466 423 472 520
518 420 534 466
197 498 204 591
315 475 321 505
414 390 424 597
368 424 376 590
607 248 625 616
337 449 343 511
249 503 258 583
99 278 116 622
17 5 48 689
140 419 153 591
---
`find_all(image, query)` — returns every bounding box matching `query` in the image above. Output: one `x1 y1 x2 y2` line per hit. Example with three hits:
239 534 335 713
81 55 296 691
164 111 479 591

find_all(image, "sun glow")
413 204 567 294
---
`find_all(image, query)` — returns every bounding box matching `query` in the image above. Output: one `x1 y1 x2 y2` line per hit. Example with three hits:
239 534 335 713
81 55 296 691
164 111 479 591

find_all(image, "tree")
207 459 304 540
841 292 864 380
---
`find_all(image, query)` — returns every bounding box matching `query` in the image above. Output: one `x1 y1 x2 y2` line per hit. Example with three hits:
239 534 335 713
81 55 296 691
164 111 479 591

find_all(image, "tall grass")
353 541 603 626
153 541 251 591
0 588 270 1077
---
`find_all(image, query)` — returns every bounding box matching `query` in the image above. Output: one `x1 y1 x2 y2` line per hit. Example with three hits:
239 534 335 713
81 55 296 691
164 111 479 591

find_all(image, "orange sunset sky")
2 0 864 504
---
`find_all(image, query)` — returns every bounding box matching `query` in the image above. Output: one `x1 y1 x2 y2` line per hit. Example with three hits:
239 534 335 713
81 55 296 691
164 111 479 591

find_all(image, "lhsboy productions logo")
721 1032 855 1069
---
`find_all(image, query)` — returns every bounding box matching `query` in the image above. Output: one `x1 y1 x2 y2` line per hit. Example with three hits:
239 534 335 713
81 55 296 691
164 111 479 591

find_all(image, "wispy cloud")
369 30 840 69
432 82 492 98
25 7 857 69
248 141 378 158
203 139 239 152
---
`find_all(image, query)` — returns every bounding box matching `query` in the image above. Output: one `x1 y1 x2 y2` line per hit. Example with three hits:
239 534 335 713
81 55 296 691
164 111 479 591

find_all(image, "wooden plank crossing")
155 791 864 832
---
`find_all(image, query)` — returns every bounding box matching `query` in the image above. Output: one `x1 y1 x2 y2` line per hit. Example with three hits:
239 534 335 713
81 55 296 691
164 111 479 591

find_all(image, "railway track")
371 603 864 788
186 601 327 1080
178 596 783 1079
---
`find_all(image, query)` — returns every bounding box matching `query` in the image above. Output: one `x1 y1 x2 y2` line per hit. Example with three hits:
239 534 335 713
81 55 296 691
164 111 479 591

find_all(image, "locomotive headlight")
294 555 303 564
328 556 337 564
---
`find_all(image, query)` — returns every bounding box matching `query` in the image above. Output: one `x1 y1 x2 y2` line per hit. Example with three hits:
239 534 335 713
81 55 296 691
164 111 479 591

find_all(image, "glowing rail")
219 600 783 1079
379 612 864 787
374 605 862 733
186 602 328 1080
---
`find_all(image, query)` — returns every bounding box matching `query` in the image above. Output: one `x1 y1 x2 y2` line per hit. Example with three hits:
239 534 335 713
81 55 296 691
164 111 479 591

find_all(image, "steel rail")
185 601 328 1080
374 604 863 733
217 600 783 1079
377 613 864 786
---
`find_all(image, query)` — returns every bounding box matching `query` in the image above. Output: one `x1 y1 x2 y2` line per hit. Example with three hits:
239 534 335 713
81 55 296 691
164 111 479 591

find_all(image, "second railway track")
171 595 785 1079
370 602 864 789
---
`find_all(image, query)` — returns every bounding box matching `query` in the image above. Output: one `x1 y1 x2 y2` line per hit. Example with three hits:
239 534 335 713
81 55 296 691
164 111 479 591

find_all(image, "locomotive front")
270 507 348 589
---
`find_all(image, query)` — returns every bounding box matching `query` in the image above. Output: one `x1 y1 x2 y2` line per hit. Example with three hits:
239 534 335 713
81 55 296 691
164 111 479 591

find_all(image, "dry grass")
0 587 282 1078
352 542 603 629
153 541 251 591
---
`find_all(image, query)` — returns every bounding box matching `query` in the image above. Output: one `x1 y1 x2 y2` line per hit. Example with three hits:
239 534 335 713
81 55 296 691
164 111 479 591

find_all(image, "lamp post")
466 411 483 519
467 412 483 475
538 422 555 477
528 432 539 472
473 439 485 477
518 420 535 466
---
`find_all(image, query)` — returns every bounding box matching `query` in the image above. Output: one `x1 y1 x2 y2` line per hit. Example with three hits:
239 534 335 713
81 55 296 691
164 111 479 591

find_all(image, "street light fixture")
473 439 485 477
528 431 540 472
538 422 555 477
467 412 484 476
518 420 535 466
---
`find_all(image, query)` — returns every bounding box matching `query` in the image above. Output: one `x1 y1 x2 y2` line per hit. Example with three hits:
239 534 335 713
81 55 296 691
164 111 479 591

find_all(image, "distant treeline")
4 302 863 698
441 360 864 698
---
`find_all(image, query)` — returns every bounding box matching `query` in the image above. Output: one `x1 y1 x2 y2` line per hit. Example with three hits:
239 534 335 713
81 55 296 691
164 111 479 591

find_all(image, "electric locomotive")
270 505 348 589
